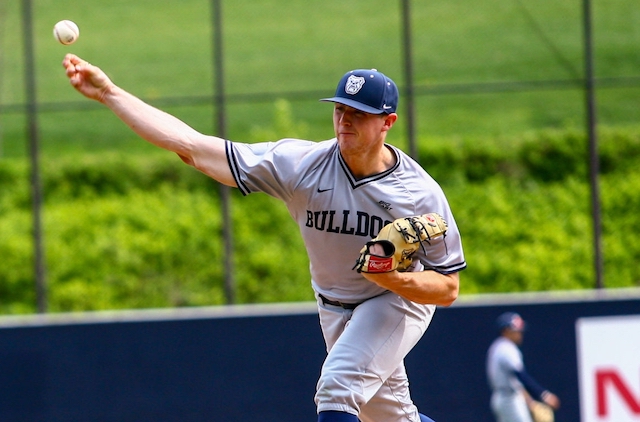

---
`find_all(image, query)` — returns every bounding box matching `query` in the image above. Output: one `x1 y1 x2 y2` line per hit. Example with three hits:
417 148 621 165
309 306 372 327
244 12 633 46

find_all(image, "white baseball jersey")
225 137 466 420
226 137 466 302
487 337 525 394
486 337 532 421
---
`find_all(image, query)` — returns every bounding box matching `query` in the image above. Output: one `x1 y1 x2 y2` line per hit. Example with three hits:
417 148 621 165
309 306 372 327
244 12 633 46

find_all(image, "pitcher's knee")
315 373 365 414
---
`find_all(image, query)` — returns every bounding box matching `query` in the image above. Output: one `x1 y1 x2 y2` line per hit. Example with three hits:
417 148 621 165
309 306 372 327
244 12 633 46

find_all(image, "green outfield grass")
1 0 638 158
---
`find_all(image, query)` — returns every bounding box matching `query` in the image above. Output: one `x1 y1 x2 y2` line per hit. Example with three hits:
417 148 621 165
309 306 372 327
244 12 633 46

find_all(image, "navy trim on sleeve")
424 262 467 275
225 140 250 196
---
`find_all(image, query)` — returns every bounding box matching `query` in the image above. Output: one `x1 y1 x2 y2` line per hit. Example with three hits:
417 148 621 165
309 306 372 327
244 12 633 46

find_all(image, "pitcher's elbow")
440 278 459 307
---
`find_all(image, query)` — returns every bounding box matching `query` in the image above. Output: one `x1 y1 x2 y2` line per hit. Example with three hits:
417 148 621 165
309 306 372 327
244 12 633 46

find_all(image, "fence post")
582 0 603 289
211 0 235 304
400 0 417 159
21 0 47 312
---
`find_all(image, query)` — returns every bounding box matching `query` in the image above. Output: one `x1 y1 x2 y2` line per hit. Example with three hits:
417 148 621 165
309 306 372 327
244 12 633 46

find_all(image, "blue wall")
406 293 640 421
0 291 638 421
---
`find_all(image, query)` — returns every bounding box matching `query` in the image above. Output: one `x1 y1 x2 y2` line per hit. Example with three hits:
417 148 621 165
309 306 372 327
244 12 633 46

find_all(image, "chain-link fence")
1 0 639 310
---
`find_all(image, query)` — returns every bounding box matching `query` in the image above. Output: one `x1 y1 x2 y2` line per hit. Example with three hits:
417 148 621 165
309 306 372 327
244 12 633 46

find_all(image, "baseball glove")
353 213 448 273
529 401 554 422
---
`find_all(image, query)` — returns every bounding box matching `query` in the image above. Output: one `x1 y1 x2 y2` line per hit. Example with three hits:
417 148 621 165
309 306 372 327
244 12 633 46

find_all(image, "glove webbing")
403 216 448 256
401 217 428 255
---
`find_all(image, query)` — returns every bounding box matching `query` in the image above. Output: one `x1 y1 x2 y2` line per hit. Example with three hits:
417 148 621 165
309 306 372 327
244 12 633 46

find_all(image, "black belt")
319 294 362 310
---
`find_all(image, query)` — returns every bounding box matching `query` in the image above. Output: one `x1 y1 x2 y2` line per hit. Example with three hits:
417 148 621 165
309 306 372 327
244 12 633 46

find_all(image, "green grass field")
1 0 639 158
1 0 639 311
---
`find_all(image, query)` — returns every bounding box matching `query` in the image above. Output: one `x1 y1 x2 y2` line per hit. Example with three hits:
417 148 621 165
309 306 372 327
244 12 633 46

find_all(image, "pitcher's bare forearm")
101 84 235 185
63 53 235 186
362 270 459 306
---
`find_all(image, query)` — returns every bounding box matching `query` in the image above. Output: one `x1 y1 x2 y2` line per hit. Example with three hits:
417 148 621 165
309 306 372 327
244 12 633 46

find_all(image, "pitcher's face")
333 104 396 153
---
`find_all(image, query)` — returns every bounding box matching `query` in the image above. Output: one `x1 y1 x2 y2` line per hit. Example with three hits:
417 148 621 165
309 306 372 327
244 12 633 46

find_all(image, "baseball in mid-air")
53 20 79 45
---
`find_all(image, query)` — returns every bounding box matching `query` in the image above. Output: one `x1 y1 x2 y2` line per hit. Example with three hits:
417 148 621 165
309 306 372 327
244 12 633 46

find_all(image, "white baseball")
53 20 80 45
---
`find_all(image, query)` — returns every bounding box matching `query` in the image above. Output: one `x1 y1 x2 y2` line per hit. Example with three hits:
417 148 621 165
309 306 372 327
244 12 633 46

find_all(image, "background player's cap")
320 69 399 114
496 312 526 332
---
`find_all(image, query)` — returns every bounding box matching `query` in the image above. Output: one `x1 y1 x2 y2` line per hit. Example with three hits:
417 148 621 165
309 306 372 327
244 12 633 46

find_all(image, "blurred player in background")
486 312 561 422
62 54 466 422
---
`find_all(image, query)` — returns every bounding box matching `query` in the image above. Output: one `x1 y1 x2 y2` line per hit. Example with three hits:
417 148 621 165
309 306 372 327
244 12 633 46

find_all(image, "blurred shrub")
0 127 638 313
450 177 595 293
600 171 640 285
420 127 640 183
44 187 226 312
41 151 211 201
0 209 36 314
598 127 640 174
518 129 588 182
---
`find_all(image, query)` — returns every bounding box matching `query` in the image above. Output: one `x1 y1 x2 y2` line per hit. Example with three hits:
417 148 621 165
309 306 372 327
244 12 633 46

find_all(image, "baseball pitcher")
63 55 466 422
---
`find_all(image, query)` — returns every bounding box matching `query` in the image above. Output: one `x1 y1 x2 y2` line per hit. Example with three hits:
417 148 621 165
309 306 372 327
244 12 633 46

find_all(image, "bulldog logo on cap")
320 69 399 114
344 75 366 95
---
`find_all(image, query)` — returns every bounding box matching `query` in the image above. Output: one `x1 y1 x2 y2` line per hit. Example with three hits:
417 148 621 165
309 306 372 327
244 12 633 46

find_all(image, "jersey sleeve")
226 138 317 200
413 181 466 275
427 203 465 274
514 369 549 401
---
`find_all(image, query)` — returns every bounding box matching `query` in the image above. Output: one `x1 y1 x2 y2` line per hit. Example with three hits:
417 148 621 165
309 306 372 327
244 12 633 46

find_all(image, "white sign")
576 315 640 422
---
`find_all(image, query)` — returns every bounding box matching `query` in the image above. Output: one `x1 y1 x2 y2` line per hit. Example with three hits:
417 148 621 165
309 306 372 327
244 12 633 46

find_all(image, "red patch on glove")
365 256 394 272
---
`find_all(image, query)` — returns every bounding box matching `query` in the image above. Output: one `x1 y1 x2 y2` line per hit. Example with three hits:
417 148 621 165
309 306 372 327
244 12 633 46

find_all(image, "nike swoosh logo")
317 188 333 193
383 105 392 110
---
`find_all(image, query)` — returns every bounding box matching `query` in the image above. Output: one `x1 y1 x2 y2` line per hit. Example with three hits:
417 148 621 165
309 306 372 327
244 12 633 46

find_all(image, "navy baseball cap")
496 312 526 332
320 69 399 114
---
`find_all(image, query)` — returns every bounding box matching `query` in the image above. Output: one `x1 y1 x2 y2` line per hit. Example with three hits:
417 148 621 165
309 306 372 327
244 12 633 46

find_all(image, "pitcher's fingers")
69 72 83 87
62 53 79 69
369 243 385 255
